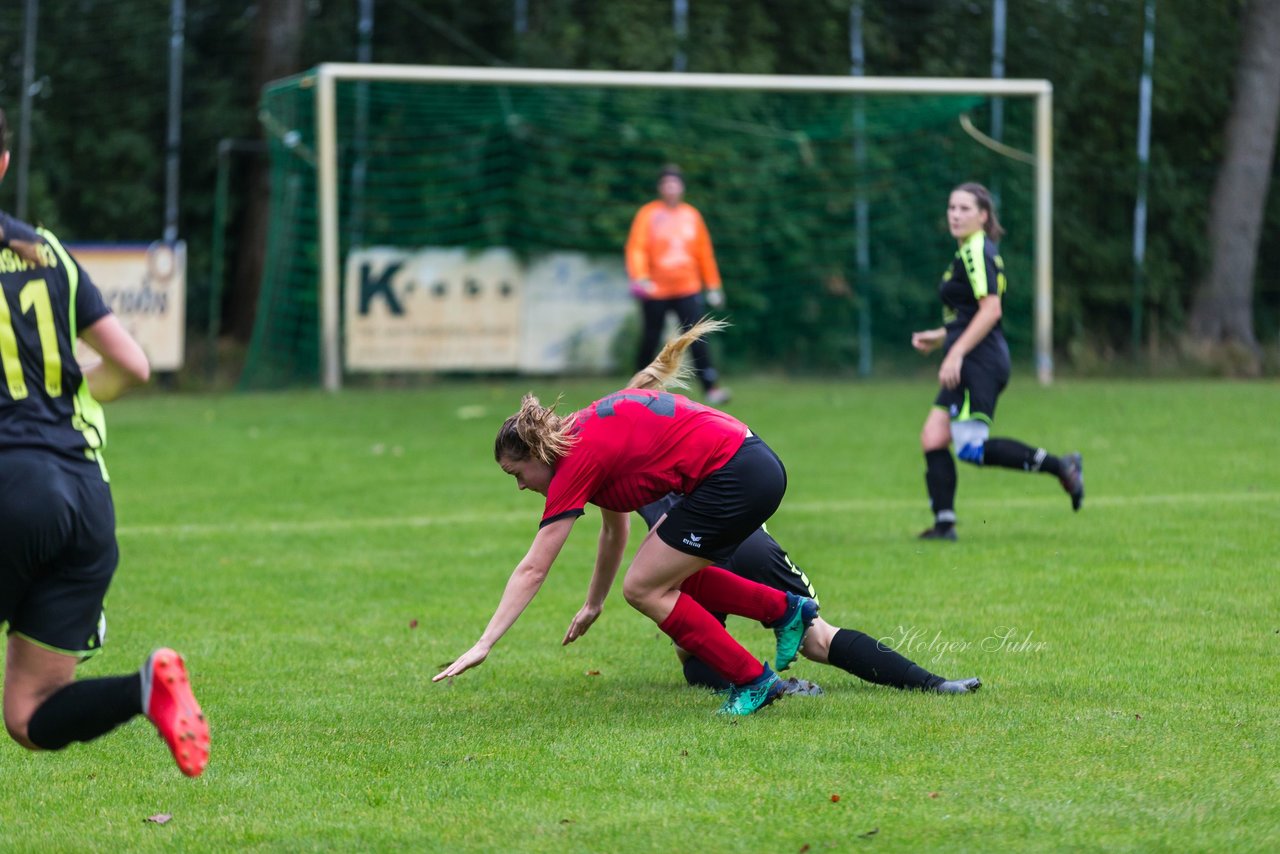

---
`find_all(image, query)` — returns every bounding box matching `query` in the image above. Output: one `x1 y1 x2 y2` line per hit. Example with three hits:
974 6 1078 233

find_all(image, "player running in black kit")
0 108 209 776
912 183 1083 541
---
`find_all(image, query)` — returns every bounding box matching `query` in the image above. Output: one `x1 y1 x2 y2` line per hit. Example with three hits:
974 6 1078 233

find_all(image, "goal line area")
248 64 1052 391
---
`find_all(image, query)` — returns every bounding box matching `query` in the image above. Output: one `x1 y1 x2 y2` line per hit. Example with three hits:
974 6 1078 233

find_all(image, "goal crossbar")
308 63 1054 390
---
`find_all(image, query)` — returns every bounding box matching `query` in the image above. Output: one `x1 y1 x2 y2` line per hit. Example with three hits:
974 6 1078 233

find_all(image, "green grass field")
1 377 1277 852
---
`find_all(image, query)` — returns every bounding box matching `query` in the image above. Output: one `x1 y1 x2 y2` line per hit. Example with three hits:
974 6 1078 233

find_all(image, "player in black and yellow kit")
0 109 208 776
912 183 1083 541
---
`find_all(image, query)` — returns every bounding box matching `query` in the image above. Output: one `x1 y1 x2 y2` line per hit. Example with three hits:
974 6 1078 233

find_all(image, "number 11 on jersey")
0 279 63 400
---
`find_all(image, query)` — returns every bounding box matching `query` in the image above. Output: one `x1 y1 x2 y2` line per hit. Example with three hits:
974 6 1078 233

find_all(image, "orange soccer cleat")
141 648 210 778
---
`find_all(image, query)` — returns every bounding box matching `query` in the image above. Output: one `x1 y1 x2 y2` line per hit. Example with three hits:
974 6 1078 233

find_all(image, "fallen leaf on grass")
145 814 172 825
929 792 940 799
800 845 811 853
584 670 601 676
1135 713 1143 720
830 794 841 803
409 619 418 629
859 827 879 838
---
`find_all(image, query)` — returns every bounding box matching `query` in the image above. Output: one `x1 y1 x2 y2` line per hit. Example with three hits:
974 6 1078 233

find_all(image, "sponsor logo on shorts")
682 532 703 549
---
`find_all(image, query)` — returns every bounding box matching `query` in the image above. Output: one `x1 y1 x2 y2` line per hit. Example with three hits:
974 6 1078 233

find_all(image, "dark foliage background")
1 0 1275 377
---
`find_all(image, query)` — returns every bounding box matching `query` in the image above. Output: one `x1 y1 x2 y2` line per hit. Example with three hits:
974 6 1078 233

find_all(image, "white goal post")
309 63 1054 391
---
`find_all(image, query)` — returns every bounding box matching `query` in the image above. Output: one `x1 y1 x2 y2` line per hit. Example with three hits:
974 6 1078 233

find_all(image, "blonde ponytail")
494 393 577 465
626 316 728 391
494 318 728 464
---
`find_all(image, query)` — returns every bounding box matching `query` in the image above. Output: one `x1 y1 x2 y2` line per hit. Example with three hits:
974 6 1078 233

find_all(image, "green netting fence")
246 69 1037 388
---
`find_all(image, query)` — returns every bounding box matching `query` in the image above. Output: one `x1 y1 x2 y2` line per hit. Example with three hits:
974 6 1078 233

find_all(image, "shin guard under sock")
984 438 1061 475
680 566 788 624
27 674 143 750
828 629 945 690
924 449 957 524
658 593 764 685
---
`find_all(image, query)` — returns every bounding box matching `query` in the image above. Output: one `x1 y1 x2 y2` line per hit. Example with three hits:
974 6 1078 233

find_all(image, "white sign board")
344 247 631 374
71 242 186 371
518 253 633 373
345 247 522 371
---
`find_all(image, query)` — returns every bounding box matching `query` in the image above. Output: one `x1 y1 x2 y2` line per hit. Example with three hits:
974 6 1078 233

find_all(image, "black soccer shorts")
933 335 1012 423
0 451 116 658
656 434 787 563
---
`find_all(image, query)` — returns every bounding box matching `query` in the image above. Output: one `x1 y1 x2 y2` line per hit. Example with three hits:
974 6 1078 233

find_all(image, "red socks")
680 565 788 624
658 593 764 685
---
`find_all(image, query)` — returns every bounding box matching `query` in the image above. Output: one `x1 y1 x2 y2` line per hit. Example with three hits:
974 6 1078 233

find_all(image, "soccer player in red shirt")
434 322 816 715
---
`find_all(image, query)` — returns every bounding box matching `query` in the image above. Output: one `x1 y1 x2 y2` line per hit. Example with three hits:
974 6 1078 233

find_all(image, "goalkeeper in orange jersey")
625 164 731 405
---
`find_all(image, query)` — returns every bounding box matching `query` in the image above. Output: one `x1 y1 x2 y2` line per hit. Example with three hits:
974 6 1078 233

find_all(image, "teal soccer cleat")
771 592 819 672
717 664 786 716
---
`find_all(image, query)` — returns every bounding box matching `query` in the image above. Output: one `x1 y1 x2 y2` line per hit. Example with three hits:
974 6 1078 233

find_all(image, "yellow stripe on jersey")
40 228 110 480
959 231 989 298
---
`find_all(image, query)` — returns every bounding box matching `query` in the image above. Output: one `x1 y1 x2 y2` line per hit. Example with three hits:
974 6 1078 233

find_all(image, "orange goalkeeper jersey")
625 201 722 300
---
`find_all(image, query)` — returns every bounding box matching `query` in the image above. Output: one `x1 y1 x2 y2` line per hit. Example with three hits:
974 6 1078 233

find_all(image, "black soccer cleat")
918 524 958 541
932 676 982 695
1059 452 1084 511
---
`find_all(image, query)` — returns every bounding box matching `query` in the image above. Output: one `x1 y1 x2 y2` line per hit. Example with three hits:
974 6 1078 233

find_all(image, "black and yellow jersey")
0 211 112 478
939 230 1006 343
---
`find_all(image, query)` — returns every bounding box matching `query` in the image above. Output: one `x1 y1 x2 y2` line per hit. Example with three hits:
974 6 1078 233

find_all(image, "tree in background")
226 0 307 342
1187 0 1280 374
2 1 1277 374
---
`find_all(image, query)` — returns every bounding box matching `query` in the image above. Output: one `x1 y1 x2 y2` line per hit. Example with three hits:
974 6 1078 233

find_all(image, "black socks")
924 449 957 526
682 656 731 691
983 438 1061 475
827 629 945 690
685 630 952 692
27 674 143 750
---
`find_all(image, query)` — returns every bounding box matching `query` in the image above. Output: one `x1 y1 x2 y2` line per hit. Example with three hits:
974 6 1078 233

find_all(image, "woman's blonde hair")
493 317 728 465
626 316 728 391
493 393 576 465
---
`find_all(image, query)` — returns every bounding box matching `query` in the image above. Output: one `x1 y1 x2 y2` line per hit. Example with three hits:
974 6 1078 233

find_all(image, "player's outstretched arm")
434 517 575 682
563 509 630 645
79 314 151 401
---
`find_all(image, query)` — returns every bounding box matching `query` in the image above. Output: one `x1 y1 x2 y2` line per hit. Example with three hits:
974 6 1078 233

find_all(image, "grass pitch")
1 377 1277 852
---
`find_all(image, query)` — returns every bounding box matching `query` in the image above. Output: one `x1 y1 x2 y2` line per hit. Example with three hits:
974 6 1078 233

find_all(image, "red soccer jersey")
540 389 748 526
